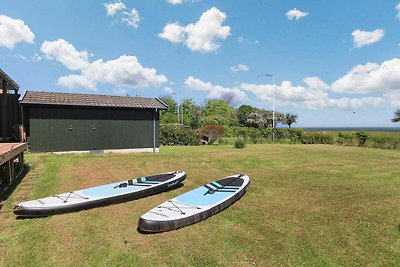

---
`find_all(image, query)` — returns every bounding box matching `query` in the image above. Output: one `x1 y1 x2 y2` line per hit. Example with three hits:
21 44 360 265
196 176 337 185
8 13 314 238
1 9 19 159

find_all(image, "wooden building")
20 91 168 153
0 69 26 185
0 69 21 142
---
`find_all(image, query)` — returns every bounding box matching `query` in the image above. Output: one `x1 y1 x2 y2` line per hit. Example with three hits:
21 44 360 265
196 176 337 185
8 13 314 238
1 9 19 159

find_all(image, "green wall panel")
27 106 160 152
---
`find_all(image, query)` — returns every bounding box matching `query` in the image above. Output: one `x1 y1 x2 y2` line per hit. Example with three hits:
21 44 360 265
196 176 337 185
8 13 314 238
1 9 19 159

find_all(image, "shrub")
355 131 369 147
369 136 400 149
232 126 252 138
302 132 334 144
287 128 304 143
261 128 304 143
160 124 199 146
200 125 225 145
369 136 389 149
223 125 234 138
337 132 356 146
248 128 261 144
234 139 246 149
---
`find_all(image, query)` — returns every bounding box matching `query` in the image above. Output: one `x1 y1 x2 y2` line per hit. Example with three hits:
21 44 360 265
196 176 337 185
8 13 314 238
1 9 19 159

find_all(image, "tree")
180 98 202 128
261 110 285 128
220 92 237 107
392 109 400 123
284 113 298 128
159 95 178 124
246 111 266 129
202 99 236 126
237 104 258 126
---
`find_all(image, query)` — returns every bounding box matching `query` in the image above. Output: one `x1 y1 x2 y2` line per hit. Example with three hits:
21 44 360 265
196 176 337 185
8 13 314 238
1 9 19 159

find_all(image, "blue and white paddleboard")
14 171 186 217
138 174 250 232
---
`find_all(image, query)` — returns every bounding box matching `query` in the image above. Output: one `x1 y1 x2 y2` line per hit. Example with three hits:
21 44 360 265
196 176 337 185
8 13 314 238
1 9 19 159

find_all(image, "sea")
301 127 400 132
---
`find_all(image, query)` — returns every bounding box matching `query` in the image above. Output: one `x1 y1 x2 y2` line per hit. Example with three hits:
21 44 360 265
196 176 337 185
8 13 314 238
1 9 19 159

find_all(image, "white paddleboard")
138 174 250 232
14 171 186 217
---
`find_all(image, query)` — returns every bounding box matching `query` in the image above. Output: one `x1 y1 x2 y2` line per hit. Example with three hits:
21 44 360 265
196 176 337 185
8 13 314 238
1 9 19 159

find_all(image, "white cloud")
166 0 202 5
352 29 384 48
113 88 128 95
331 58 400 94
241 81 384 110
41 39 167 91
9 53 42 62
242 56 400 109
58 75 96 90
104 1 140 28
41 39 90 70
303 77 330 90
121 9 140 28
0 15 35 49
164 86 175 94
185 76 246 99
230 64 249 72
159 23 185 43
167 0 185 4
10 54 27 60
286 8 308 21
104 2 126 16
159 7 231 53
32 53 42 62
396 2 400 20
331 58 400 106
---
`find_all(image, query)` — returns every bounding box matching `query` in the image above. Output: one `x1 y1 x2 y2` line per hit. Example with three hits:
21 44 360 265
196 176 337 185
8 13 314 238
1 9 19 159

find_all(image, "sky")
1 0 400 127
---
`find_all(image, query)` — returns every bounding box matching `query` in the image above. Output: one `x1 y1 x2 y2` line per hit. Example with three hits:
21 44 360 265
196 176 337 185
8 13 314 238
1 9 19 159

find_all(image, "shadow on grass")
0 163 30 206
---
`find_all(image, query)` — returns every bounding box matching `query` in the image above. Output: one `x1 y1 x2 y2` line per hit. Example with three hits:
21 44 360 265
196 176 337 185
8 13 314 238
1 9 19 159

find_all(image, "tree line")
159 94 298 129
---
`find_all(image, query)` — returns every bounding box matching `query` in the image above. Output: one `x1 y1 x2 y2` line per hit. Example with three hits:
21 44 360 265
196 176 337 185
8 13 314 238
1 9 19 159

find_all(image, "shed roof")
20 91 168 110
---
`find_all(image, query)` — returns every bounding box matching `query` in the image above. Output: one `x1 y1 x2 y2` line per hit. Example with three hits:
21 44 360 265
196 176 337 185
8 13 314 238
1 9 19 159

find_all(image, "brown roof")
20 91 168 110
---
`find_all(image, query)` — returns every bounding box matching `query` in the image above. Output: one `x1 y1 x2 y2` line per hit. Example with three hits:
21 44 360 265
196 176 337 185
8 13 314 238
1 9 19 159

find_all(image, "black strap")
204 176 241 196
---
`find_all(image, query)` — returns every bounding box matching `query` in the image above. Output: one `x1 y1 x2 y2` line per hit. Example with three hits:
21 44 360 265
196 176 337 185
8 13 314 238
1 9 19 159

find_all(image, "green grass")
1 144 400 266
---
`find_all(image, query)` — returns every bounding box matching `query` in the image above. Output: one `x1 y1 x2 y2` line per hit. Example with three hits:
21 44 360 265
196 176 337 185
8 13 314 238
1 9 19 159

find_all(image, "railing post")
1 78 7 142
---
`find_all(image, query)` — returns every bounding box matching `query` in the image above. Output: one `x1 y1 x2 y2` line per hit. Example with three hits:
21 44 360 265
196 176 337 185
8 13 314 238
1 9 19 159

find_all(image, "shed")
20 91 168 153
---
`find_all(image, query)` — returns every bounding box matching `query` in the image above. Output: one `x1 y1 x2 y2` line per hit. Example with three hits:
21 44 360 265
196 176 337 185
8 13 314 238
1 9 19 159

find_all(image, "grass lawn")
1 144 400 266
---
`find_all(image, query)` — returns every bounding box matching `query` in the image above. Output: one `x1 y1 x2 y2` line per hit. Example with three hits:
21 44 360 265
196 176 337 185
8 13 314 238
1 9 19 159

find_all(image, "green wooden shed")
20 91 168 153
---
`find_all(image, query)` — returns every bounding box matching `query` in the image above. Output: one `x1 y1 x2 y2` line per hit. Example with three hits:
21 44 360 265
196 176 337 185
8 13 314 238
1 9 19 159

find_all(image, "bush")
160 124 199 146
287 128 304 143
200 125 225 145
369 136 400 149
234 139 246 149
355 131 369 147
232 126 252 138
248 128 262 144
302 132 334 144
337 132 356 146
223 125 234 138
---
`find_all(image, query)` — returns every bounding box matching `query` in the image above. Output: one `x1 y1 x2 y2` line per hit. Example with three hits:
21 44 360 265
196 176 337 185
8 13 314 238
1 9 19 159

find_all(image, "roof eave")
0 68 20 90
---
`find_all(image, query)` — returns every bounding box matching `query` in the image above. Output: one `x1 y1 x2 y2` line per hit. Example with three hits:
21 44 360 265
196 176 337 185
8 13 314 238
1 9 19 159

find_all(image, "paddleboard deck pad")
14 171 186 217
138 173 250 232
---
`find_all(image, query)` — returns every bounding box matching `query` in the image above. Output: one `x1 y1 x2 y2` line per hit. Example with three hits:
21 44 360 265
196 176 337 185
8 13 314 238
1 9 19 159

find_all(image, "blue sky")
1 0 400 127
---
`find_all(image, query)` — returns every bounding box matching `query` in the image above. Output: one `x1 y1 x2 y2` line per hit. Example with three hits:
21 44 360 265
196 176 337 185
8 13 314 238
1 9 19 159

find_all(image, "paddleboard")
138 173 250 232
14 171 186 217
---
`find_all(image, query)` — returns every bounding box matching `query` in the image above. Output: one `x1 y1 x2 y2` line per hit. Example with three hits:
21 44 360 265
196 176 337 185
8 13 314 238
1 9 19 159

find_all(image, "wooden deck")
0 143 27 184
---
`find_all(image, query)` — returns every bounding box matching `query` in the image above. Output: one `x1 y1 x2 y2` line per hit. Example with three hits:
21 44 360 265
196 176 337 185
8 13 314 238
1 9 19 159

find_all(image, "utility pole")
181 106 184 125
177 103 180 124
257 73 276 139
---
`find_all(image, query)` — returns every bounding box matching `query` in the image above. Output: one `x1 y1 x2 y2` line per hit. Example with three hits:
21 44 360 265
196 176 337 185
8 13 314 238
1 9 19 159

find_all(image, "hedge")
160 124 199 146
